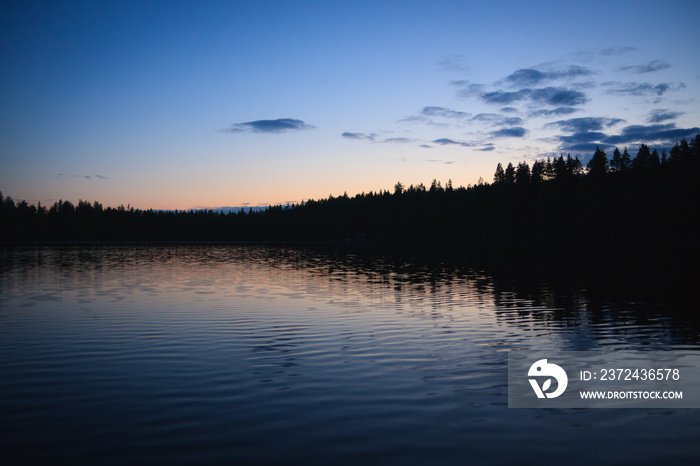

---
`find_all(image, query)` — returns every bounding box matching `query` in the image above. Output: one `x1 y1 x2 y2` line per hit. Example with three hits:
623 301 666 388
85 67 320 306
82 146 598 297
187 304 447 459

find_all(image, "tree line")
2 136 699 261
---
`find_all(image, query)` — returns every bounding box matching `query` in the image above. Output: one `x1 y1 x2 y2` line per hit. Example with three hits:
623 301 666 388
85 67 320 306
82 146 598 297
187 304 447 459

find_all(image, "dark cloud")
620 60 671 74
421 106 470 118
504 69 544 87
546 117 624 133
491 127 528 138
477 143 496 151
555 123 700 153
504 66 594 87
558 131 609 145
481 86 587 107
529 87 588 106
481 89 530 104
501 107 518 113
226 118 315 133
342 132 375 141
529 107 578 118
647 109 684 123
603 82 685 96
562 142 614 153
603 124 700 145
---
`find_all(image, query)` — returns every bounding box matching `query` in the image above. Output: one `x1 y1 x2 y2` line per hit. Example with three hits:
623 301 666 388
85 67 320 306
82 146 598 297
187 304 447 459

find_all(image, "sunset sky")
2 0 699 210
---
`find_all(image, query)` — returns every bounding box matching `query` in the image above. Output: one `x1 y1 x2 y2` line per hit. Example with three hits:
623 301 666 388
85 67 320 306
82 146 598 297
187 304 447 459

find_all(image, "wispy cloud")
342 132 376 141
432 138 474 147
57 173 108 180
647 109 684 123
438 54 468 72
225 118 315 133
620 59 671 74
382 137 414 144
529 107 578 118
421 106 470 118
600 46 637 56
603 82 685 97
453 81 487 98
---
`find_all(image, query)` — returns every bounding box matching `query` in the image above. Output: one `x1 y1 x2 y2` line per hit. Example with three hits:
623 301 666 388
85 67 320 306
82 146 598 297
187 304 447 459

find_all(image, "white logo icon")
528 359 568 398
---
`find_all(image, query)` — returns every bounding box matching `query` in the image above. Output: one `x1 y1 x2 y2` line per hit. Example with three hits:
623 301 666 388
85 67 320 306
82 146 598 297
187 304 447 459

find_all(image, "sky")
1 0 699 210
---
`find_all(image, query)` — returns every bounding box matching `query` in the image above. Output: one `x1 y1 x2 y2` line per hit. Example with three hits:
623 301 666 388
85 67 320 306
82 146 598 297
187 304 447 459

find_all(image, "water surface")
1 245 698 465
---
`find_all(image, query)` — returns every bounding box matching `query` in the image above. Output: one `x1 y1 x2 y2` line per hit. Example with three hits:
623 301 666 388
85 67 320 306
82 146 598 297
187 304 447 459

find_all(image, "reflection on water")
0 245 698 465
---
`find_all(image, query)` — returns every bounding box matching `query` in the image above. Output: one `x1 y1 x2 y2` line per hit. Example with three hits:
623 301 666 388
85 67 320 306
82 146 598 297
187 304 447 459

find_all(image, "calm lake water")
1 244 698 465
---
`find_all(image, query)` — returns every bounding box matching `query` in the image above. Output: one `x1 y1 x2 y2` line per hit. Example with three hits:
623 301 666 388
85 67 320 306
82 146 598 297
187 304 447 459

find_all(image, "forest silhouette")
2 137 699 268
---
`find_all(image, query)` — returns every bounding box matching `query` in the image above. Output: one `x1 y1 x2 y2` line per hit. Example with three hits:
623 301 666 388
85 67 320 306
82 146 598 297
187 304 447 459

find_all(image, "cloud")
432 138 474 147
480 86 587 107
342 132 375 141
382 137 414 144
554 123 700 153
529 107 578 118
561 142 614 153
647 109 684 123
438 55 467 72
620 60 671 74
503 66 594 87
529 87 588 106
477 145 496 151
452 81 487 98
600 46 637 56
558 131 609 145
491 127 528 138
57 173 107 180
226 118 315 133
502 117 524 126
342 133 413 144
603 82 685 96
481 89 531 105
603 124 700 145
421 106 470 118
546 117 624 133
501 107 518 113
471 113 502 122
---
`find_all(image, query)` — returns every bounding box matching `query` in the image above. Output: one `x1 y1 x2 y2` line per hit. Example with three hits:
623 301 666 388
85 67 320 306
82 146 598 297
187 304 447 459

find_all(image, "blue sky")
1 0 699 209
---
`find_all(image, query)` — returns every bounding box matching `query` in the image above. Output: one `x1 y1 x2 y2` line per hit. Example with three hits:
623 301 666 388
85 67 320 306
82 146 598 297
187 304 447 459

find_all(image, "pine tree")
587 147 608 177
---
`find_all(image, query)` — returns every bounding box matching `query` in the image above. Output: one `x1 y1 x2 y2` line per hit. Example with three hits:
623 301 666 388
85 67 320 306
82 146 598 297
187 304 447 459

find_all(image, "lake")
1 244 698 465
